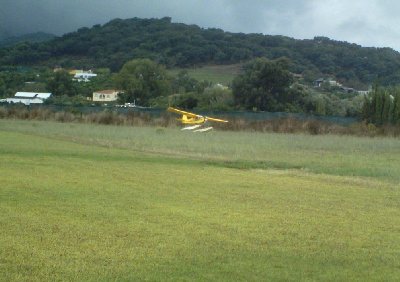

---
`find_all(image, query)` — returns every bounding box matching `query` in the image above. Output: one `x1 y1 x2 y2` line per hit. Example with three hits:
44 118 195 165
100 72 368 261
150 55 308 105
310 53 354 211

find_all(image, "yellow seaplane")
167 107 228 132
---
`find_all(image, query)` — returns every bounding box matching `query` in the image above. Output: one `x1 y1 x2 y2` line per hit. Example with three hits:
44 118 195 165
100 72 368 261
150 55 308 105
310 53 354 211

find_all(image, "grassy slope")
1 120 400 281
167 64 241 85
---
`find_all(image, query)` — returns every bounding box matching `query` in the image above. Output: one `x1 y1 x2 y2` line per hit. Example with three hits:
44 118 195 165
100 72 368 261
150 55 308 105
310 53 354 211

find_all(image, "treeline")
362 86 400 125
2 17 400 87
0 58 366 118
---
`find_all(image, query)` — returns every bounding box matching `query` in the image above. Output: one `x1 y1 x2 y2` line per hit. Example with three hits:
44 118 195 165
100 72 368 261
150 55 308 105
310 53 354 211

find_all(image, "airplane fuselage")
179 114 206 124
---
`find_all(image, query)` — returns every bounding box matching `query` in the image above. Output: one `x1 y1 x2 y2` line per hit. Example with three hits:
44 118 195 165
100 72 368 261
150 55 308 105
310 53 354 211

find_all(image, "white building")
73 71 97 82
0 92 52 105
357 90 371 96
92 90 123 102
328 80 342 87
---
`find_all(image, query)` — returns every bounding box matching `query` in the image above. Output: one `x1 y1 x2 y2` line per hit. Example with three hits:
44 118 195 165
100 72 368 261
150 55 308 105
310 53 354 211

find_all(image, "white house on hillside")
0 92 52 105
92 90 123 102
73 71 97 82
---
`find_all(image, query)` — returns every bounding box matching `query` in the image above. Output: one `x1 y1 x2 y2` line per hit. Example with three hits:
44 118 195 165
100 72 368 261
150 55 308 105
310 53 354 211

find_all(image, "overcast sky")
1 0 400 51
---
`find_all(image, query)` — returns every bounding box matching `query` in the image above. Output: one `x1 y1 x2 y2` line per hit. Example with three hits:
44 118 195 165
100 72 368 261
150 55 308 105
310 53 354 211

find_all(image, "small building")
357 90 370 95
214 83 229 90
340 86 355 93
69 69 83 75
328 80 342 87
313 78 324 87
74 72 97 82
0 92 52 105
314 78 342 88
92 90 123 102
53 66 63 72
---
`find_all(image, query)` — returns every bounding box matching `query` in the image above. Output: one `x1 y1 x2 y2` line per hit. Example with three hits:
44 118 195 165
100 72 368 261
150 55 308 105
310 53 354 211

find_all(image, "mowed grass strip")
1 130 400 281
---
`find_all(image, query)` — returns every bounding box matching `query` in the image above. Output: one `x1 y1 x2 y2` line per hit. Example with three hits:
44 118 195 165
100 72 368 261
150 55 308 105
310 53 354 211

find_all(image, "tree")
361 94 372 123
46 70 77 96
372 89 385 125
114 59 171 106
382 91 391 123
232 57 294 111
361 85 400 125
394 93 400 124
172 70 199 94
196 87 234 111
0 77 6 98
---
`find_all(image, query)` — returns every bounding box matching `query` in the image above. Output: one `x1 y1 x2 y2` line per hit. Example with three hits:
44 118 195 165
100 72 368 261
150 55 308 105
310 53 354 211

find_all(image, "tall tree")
361 94 372 123
114 59 171 106
393 92 400 124
382 91 391 124
361 85 400 125
232 57 294 111
46 70 77 96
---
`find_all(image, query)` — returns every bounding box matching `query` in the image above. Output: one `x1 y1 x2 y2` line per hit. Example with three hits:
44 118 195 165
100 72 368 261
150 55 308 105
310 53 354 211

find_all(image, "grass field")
1 120 400 281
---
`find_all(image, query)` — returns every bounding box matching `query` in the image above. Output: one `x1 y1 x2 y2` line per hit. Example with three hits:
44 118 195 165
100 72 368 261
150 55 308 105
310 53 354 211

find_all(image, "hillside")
0 32 56 47
1 17 400 87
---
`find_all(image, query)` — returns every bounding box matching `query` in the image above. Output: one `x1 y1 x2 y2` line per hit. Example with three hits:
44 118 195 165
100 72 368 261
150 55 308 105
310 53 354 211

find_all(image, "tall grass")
1 119 399 182
0 106 176 127
1 105 400 136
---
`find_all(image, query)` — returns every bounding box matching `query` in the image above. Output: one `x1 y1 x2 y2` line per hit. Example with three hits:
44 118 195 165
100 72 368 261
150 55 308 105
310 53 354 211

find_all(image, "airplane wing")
167 107 201 118
205 116 229 123
167 107 228 123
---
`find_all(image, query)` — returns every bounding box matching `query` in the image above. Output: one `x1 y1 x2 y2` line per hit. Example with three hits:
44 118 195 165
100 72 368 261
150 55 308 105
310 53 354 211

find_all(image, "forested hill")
2 17 400 87
0 32 56 48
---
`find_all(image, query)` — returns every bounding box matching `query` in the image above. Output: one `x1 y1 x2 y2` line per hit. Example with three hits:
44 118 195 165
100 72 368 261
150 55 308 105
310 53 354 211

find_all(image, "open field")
1 120 400 281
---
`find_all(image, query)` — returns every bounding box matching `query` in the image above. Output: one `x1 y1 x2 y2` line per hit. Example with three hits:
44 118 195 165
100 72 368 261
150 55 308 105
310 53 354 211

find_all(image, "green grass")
1 120 400 281
1 120 399 182
168 64 241 85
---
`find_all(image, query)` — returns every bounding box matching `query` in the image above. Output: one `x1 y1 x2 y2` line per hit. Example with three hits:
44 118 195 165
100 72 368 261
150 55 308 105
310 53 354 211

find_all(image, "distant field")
1 120 400 281
168 64 242 85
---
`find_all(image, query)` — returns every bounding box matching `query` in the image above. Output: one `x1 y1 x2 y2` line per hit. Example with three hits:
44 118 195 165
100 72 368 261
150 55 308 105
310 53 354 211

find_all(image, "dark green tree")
232 57 294 111
46 70 77 96
114 59 171 106
172 71 200 94
361 95 372 123
391 91 400 124
361 85 400 125
0 77 6 97
196 87 234 111
372 89 383 124
173 93 199 110
382 91 391 124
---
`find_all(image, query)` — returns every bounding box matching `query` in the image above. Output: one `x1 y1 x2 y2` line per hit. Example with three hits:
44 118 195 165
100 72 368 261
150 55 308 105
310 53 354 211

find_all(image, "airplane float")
167 107 228 132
